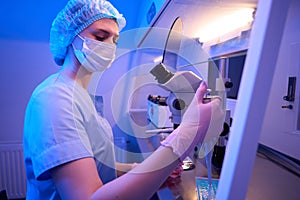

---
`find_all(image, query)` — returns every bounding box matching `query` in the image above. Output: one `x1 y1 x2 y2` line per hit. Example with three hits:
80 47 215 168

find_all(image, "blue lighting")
0 0 142 42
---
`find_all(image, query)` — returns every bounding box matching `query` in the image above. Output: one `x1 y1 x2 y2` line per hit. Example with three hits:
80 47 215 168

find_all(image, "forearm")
115 162 137 177
91 146 180 200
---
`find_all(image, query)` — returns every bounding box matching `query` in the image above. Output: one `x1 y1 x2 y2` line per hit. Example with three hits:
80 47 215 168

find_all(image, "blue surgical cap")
50 0 126 66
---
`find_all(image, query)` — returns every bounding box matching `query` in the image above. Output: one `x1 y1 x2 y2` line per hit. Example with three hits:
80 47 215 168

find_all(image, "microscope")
146 17 229 172
148 62 207 170
149 62 203 129
148 62 230 173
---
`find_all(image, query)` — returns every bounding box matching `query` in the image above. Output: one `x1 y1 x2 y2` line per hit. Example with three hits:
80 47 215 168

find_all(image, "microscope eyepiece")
150 63 174 84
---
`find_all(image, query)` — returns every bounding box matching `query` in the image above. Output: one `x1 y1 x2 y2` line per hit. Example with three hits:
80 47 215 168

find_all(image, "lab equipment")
50 0 126 66
147 17 225 162
147 95 173 128
150 63 203 127
196 177 219 200
212 122 230 173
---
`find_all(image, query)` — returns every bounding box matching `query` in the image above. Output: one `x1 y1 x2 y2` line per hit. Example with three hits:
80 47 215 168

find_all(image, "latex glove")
131 162 139 170
161 82 225 161
169 163 184 179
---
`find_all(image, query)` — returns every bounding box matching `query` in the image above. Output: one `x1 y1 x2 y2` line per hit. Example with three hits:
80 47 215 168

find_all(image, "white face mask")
72 35 116 72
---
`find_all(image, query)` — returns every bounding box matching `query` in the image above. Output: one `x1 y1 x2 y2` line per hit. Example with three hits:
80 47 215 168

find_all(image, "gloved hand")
161 81 225 161
169 163 184 178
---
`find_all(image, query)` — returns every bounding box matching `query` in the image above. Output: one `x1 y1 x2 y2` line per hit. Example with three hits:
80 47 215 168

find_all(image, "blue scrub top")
23 73 116 199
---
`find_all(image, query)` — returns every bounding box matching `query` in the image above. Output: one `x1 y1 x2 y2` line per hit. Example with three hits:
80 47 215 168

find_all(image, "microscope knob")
173 99 186 110
225 81 233 88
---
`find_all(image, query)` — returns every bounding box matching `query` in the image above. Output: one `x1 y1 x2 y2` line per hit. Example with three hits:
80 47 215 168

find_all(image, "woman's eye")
95 36 105 41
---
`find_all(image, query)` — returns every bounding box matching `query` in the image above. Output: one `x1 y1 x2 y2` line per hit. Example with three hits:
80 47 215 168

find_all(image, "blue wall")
0 0 144 144
0 0 142 42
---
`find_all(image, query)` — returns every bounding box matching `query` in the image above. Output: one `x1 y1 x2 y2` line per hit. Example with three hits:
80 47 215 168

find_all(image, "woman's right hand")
161 81 225 160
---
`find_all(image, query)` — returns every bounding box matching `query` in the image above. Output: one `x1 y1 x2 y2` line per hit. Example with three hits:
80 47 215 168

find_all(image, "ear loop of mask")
72 35 86 64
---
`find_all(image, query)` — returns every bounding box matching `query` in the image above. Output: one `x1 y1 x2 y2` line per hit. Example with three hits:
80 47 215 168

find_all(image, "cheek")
104 38 115 45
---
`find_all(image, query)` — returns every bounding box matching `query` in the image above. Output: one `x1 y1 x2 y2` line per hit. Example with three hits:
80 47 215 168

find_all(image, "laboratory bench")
151 147 300 200
131 111 300 200
152 155 219 200
135 132 220 199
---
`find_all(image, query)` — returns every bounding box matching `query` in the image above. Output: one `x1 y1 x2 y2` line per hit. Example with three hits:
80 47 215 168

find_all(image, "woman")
23 0 224 199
